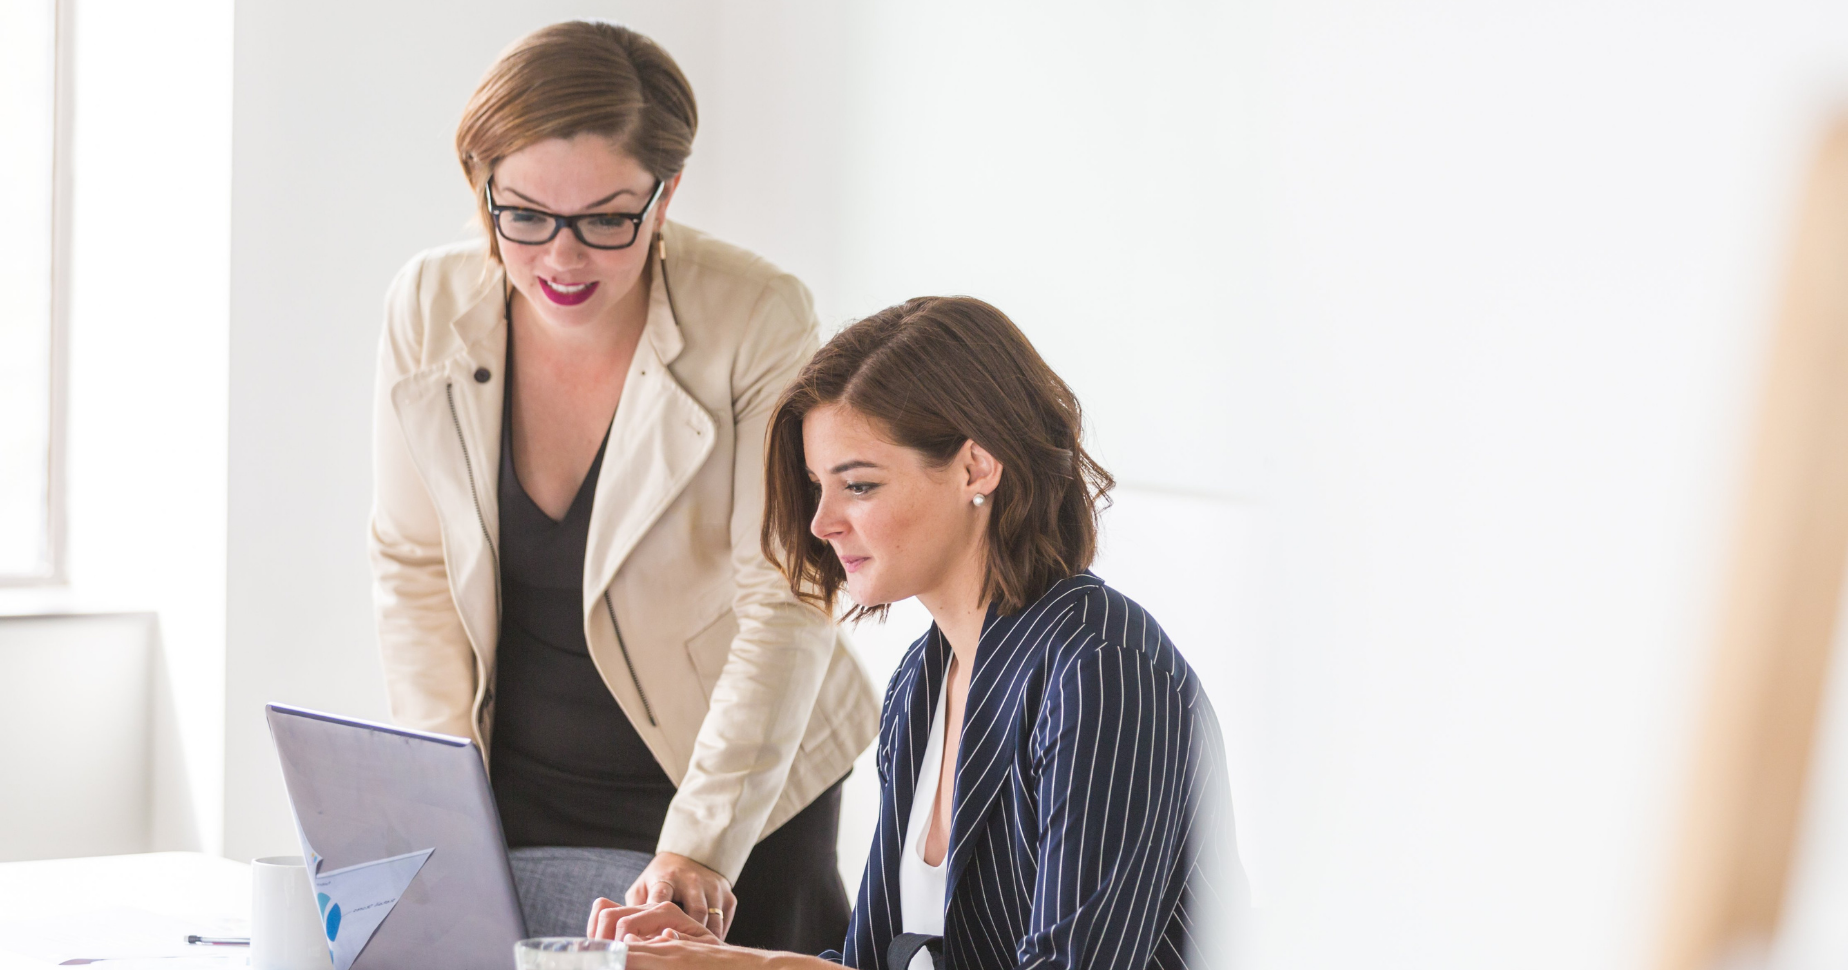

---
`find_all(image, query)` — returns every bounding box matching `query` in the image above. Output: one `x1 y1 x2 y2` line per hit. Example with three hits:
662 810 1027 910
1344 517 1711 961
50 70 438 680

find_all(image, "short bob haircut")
763 297 1114 620
455 21 698 263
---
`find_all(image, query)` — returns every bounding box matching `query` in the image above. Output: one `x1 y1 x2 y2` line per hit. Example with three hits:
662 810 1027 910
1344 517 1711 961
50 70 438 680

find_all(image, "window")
0 0 65 583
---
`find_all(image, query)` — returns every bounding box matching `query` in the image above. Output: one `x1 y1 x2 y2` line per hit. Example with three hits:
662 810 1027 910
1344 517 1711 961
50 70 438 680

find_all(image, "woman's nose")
810 493 844 541
543 229 588 266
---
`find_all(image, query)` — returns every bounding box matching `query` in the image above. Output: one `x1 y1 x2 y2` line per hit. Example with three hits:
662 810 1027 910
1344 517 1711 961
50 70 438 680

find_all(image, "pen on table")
186 934 251 946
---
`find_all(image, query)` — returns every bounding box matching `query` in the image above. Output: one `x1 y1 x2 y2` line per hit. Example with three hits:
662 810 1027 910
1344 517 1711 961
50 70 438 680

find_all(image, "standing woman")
367 21 878 951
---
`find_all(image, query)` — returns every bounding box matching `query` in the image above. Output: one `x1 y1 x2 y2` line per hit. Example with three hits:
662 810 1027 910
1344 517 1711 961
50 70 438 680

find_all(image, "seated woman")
588 296 1241 969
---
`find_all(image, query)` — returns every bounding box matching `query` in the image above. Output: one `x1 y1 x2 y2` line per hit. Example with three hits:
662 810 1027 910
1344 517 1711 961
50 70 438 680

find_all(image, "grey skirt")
508 846 652 937
505 779 850 951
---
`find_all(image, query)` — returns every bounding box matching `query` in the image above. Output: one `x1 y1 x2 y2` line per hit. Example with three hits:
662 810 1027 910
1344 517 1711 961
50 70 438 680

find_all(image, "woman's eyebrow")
828 460 880 475
500 183 639 210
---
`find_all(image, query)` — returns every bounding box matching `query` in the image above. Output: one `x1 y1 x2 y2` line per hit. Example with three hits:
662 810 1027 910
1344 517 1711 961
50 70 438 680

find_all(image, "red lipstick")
538 277 598 306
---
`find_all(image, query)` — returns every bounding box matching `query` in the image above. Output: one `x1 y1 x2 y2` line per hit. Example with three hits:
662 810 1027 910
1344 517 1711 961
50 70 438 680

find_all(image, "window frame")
1 0 72 587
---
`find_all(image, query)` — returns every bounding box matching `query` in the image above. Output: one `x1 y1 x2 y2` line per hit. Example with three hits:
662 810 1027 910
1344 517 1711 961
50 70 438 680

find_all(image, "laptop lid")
266 703 527 969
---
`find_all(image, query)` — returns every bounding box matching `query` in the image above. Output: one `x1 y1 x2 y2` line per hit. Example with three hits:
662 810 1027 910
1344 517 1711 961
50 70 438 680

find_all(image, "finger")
672 874 705 929
691 868 724 938
719 885 737 941
612 900 700 942
647 878 676 905
586 897 617 938
601 904 652 941
625 873 649 907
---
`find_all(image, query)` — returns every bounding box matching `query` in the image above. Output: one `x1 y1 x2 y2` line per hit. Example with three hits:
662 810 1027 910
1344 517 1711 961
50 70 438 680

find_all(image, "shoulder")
663 222 817 343
1019 576 1224 766
381 240 498 358
1016 573 1203 700
387 239 495 312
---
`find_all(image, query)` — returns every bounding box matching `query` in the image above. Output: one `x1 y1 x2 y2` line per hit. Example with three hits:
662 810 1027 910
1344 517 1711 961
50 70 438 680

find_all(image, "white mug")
251 855 335 970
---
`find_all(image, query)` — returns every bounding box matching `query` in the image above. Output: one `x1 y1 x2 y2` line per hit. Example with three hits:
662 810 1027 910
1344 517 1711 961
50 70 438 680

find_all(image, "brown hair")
763 297 1115 620
455 21 698 262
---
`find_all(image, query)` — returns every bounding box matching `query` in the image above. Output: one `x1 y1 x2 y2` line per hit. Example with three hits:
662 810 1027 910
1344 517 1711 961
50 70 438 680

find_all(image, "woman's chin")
845 576 891 610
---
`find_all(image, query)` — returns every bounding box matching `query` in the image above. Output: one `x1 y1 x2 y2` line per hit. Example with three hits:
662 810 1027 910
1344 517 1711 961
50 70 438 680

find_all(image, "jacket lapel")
945 605 1033 897
860 629 949 964
583 248 717 609
889 628 952 835
388 273 506 665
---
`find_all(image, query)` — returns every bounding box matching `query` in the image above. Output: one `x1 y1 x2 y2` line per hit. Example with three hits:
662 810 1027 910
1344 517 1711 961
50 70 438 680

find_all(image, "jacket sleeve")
368 257 479 740
654 273 835 881
1013 648 1204 970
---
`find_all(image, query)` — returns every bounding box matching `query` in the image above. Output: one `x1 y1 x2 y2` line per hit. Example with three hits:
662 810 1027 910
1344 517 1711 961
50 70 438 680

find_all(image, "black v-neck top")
489 361 677 853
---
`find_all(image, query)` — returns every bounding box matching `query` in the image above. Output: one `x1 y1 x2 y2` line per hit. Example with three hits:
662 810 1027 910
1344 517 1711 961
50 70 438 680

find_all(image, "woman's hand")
587 901 832 968
623 939 832 969
622 852 736 939
586 899 718 943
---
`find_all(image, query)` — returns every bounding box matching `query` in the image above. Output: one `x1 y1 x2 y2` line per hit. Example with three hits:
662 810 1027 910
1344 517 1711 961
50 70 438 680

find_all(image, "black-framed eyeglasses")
484 176 666 250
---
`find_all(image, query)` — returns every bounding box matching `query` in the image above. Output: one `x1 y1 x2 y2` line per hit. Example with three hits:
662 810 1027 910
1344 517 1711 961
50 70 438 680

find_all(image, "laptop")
266 703 528 969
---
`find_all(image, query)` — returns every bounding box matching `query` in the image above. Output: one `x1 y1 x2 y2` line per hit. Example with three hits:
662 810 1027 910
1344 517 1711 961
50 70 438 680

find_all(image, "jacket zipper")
604 590 658 726
446 382 500 592
446 382 501 726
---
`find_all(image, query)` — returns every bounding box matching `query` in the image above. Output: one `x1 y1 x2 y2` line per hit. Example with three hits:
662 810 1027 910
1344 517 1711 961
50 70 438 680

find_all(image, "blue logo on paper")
317 892 341 941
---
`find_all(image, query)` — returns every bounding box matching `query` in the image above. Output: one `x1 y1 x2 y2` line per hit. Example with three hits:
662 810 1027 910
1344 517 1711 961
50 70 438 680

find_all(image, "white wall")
1778 594 1848 970
219 2 1848 968
1249 7 1848 967
827 5 1848 969
0 614 153 860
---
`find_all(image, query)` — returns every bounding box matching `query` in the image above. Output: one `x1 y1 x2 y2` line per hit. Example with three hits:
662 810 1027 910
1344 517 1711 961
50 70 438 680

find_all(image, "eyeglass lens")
494 210 640 248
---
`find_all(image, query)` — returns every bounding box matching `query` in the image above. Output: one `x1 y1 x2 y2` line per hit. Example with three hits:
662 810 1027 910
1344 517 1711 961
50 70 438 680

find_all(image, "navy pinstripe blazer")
831 572 1238 969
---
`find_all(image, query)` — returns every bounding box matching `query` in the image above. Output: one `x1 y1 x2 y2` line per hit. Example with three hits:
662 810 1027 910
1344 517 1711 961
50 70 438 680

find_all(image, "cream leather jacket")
368 224 878 881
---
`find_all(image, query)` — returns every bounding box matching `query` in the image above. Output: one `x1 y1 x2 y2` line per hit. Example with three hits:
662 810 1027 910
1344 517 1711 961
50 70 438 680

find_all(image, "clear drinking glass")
513 937 628 970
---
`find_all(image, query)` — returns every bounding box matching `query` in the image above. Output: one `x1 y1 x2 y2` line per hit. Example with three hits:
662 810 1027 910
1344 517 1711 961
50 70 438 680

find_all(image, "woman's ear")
964 440 1004 500
655 171 683 231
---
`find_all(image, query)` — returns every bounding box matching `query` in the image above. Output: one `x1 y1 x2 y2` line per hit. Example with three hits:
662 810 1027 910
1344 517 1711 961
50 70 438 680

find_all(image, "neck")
917 542 990 672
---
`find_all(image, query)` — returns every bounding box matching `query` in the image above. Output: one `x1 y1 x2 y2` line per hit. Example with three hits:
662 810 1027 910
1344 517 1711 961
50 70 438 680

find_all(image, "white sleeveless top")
898 676 950 970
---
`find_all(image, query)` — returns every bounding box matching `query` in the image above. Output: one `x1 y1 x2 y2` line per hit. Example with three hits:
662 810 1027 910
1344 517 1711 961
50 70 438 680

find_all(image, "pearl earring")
972 493 987 507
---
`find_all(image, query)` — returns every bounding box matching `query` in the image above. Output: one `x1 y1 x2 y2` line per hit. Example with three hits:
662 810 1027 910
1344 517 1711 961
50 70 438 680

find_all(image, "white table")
0 852 250 968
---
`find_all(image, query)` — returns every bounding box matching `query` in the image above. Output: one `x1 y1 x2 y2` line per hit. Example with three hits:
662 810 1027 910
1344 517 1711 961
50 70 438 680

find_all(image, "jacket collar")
890 574 1105 903
582 240 712 610
450 263 507 362
640 240 686 366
